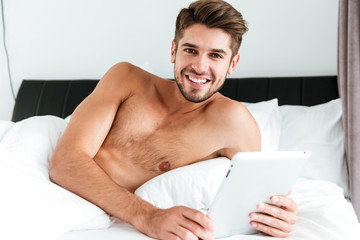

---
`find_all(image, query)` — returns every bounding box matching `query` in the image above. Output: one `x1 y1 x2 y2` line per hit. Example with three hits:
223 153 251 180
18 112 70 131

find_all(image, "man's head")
171 0 248 103
174 0 248 59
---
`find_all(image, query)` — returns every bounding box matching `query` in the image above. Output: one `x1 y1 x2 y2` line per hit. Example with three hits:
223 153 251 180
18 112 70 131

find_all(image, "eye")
210 53 223 59
185 48 197 54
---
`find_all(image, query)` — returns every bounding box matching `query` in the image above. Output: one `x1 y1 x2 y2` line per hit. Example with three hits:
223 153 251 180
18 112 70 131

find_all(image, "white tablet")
207 151 311 238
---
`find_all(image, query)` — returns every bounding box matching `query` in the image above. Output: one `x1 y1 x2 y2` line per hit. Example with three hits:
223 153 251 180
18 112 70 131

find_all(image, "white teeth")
188 76 207 84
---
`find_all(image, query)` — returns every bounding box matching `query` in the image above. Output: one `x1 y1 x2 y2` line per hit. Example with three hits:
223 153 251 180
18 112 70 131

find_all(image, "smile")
188 75 209 84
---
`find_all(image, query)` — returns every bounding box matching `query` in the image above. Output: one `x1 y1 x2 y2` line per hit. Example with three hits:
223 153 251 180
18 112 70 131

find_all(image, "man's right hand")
139 206 215 240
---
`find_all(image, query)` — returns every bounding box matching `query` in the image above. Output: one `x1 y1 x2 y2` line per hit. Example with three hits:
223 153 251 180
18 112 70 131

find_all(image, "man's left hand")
249 195 298 238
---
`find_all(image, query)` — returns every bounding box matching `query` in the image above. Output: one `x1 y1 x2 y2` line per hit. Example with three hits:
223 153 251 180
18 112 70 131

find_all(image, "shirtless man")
49 1 298 239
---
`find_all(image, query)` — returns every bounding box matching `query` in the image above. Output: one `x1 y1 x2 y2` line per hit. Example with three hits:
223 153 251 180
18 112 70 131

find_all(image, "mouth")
185 75 210 86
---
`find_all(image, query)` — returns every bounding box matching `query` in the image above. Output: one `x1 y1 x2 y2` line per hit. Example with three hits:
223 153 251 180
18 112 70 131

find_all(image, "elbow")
49 156 60 184
49 152 67 186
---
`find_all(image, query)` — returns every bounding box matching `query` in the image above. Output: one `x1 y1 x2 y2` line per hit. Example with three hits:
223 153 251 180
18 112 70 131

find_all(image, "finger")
179 217 213 240
182 208 215 232
257 202 295 224
250 221 290 238
271 195 298 213
172 224 198 240
161 231 182 240
249 212 292 233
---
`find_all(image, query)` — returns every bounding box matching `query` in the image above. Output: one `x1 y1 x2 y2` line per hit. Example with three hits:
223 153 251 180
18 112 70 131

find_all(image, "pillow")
0 116 67 179
0 120 14 140
65 115 72 122
0 149 111 239
278 99 349 197
242 99 282 152
0 116 112 239
135 157 231 213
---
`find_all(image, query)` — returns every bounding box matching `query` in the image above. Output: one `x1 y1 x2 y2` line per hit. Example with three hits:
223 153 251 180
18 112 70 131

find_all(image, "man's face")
171 23 240 103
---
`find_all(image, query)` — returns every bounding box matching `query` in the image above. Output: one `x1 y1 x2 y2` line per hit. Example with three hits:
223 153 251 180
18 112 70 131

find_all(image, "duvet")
0 116 359 240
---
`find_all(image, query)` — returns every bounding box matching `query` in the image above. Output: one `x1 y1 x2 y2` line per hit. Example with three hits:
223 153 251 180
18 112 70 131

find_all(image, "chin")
182 90 218 103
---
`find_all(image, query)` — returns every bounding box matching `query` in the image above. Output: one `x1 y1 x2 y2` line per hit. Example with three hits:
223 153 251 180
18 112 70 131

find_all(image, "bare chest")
102 100 219 173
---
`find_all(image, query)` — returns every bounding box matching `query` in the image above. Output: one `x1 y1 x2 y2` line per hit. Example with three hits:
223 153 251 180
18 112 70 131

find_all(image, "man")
50 1 298 239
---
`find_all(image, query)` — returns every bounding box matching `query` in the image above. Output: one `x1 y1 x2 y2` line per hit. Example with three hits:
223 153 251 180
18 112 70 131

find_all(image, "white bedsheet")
0 116 359 240
59 178 360 240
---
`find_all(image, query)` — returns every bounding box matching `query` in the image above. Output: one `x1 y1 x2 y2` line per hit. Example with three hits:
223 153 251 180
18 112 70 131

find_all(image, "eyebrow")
181 43 228 56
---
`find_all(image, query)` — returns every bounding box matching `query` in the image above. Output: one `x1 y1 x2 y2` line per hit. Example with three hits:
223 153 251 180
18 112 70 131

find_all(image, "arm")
49 62 214 240
221 101 297 238
50 62 146 223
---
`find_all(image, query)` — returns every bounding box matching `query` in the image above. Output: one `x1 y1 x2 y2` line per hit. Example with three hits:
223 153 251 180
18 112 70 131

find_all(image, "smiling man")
50 1 298 239
172 25 236 103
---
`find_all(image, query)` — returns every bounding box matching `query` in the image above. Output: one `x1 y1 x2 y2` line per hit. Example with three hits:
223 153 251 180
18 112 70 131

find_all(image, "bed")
1 75 360 240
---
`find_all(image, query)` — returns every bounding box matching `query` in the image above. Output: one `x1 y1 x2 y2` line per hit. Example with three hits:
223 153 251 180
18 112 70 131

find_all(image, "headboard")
11 76 338 122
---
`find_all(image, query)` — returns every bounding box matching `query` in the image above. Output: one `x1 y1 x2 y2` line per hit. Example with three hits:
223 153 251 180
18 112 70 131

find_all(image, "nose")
191 53 210 75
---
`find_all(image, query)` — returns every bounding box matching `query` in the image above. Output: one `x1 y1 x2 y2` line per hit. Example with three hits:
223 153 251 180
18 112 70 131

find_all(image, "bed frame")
12 76 338 122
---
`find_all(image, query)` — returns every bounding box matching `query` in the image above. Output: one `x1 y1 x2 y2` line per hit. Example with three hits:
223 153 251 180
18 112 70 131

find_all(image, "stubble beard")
174 67 226 103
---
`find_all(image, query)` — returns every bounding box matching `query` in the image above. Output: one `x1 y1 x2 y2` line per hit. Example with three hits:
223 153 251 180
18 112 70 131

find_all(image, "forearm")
49 151 155 227
49 151 216 239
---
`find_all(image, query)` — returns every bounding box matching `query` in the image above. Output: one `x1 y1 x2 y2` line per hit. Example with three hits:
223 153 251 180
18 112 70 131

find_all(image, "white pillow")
278 99 349 197
0 120 14 139
0 116 112 239
0 116 67 180
242 99 282 152
135 157 231 214
65 115 72 122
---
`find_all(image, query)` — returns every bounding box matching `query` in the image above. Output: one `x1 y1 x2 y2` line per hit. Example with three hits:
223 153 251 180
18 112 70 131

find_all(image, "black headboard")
12 76 338 122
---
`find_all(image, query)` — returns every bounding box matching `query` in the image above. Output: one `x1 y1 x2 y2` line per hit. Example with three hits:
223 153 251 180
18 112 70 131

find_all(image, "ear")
228 53 240 75
171 40 176 63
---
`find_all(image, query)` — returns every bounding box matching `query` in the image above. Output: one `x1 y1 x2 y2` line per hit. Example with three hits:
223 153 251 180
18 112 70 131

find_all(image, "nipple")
158 161 171 172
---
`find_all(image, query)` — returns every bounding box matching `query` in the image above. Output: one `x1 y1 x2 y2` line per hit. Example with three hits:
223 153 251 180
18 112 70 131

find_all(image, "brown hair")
174 0 248 58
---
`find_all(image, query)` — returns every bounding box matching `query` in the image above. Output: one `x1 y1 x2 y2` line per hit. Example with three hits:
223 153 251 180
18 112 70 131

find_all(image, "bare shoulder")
61 62 154 155
97 62 152 91
206 96 253 127
213 96 248 115
206 96 261 158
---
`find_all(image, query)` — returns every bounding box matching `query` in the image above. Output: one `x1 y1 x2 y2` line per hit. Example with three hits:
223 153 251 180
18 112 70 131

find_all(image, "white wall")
0 0 339 120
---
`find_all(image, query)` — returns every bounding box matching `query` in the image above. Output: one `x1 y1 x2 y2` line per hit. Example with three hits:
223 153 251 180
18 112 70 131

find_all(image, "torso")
93 68 251 193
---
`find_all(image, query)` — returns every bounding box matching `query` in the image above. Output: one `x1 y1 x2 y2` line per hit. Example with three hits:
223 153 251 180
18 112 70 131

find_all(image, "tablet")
207 151 311 238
